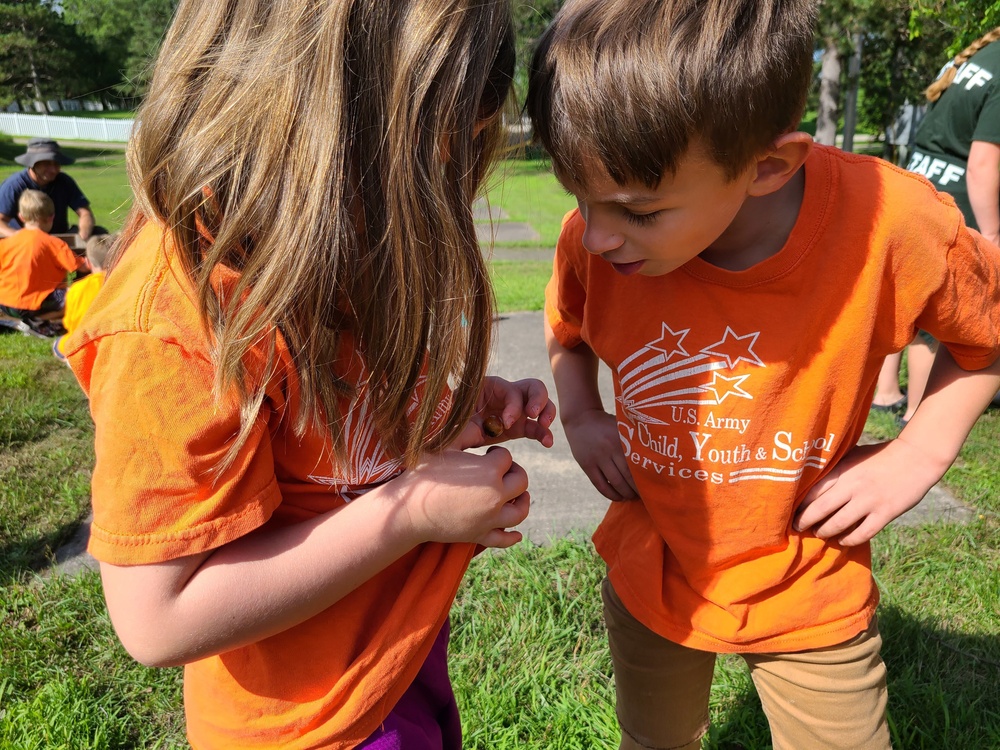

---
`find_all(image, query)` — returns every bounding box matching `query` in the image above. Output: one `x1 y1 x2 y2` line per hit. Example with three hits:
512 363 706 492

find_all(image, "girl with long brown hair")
62 0 555 747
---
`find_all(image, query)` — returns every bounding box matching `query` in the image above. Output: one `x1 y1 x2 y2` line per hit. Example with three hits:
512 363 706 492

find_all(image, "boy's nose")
581 214 624 256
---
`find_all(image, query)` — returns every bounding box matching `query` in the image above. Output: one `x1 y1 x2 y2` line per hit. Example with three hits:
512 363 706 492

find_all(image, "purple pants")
358 620 462 749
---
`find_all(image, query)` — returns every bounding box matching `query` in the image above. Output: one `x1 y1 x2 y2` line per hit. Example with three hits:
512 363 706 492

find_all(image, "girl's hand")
458 376 557 449
390 445 530 549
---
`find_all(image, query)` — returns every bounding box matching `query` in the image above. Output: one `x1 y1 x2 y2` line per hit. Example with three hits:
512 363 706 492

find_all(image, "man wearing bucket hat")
0 138 96 241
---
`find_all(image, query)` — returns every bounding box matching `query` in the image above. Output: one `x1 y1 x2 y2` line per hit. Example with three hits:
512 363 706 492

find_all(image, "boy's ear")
747 132 813 197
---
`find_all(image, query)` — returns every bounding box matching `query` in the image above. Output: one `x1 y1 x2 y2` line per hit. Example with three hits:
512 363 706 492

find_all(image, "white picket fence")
0 112 133 143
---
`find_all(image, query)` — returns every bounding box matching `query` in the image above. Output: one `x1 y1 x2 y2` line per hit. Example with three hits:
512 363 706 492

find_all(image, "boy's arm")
545 315 638 501
0 214 16 238
795 347 1000 545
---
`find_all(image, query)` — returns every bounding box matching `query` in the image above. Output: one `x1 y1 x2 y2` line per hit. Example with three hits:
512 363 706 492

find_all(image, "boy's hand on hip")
792 439 943 546
563 408 638 502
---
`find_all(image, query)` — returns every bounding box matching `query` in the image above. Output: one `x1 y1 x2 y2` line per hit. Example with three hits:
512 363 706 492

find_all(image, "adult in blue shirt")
0 138 96 240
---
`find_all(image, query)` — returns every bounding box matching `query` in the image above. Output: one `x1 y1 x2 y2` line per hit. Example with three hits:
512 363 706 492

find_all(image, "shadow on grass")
702 604 1000 748
0 517 89 586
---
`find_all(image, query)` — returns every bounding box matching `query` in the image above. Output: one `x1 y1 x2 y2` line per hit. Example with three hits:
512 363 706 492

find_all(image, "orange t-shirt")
546 145 1000 653
0 227 84 310
64 223 475 749
56 270 104 356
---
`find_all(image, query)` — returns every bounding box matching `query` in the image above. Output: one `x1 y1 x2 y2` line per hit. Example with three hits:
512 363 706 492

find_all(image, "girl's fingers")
477 491 531 548
477 527 523 549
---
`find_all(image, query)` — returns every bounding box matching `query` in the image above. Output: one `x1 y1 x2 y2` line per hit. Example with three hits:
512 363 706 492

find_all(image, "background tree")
0 0 89 112
61 0 178 105
512 0 563 100
816 0 1000 158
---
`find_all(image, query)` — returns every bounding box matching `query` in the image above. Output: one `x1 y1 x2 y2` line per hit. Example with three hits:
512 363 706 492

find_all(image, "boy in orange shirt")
527 1 1000 748
0 189 87 336
54 233 113 359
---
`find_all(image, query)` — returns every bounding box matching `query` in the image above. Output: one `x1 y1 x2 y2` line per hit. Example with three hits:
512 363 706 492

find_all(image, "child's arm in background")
967 140 1000 245
100 378 552 669
795 348 1000 545
545 315 638 501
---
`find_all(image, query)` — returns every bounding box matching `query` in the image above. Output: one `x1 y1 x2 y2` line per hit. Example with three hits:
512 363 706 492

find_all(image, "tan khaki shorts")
602 578 891 750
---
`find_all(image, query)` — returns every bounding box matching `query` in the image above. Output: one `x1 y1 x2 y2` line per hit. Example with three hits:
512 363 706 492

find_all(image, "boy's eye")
624 209 661 227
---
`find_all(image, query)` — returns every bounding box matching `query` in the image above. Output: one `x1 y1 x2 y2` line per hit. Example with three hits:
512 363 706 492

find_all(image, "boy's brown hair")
17 189 55 224
85 233 115 270
526 0 818 187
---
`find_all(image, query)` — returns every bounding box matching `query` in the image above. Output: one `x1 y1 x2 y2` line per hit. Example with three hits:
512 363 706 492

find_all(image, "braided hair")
926 26 1000 102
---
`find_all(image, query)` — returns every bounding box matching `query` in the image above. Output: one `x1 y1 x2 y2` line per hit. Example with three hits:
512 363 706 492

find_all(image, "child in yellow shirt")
54 233 114 360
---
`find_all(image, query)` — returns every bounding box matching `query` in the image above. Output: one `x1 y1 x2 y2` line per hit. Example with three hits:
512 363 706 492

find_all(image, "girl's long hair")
120 0 515 467
926 26 1000 102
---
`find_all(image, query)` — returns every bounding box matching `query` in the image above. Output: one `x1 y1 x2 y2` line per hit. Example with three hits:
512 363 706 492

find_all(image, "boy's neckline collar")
681 147 829 286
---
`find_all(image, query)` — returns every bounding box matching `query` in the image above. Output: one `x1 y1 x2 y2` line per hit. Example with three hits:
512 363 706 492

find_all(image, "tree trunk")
27 50 47 114
816 39 841 146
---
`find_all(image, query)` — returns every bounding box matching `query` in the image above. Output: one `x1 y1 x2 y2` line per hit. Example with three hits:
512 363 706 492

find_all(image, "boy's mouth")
610 260 645 276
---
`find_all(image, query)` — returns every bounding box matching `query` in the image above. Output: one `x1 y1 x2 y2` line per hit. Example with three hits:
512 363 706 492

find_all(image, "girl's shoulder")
63 222 215 361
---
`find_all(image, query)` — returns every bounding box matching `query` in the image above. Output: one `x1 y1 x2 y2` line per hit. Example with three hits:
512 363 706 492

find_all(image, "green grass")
43 110 136 120
483 159 577 247
491 260 551 312
2 330 998 747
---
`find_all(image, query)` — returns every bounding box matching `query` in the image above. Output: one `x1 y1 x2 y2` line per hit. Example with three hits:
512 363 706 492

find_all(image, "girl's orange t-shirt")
546 146 1000 653
65 222 475 749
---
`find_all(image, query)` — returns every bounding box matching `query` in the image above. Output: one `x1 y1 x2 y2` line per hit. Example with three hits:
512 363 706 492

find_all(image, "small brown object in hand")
483 415 504 438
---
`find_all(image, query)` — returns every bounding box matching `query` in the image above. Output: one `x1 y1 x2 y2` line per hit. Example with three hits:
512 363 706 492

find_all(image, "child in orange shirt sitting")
528 1 1000 748
0 189 87 337
53 233 113 360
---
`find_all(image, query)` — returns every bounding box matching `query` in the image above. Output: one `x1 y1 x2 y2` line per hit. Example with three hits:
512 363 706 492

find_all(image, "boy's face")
563 142 755 277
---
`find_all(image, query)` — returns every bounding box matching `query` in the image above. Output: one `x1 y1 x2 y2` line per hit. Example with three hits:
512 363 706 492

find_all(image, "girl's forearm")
967 140 1000 243
100 487 420 668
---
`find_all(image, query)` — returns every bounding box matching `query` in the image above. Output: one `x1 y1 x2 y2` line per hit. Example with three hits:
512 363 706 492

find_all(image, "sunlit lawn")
1 142 998 748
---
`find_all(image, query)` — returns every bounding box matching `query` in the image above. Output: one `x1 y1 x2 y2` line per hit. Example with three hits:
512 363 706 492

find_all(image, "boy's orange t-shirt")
55 270 105 356
64 223 475 749
546 145 1000 653
0 228 84 309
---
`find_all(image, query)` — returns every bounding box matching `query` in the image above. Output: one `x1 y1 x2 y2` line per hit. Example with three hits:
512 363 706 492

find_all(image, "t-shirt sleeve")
62 174 90 211
0 174 21 219
972 84 1000 145
915 227 1000 369
85 331 283 565
52 238 85 272
544 210 588 349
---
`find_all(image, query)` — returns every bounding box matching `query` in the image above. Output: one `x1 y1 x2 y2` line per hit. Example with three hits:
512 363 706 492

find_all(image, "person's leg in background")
871 350 907 411
900 332 939 424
